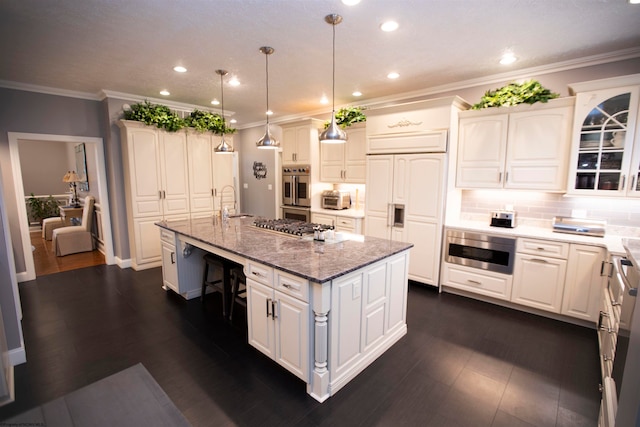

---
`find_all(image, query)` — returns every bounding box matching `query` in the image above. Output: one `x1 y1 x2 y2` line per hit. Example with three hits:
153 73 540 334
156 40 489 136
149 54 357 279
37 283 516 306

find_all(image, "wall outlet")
268 184 272 190
243 183 248 189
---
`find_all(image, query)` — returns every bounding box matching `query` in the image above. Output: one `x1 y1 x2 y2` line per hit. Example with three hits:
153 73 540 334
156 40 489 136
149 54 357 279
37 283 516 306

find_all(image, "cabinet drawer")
246 261 273 287
275 270 309 303
442 263 512 301
335 217 356 232
160 229 175 244
517 238 569 258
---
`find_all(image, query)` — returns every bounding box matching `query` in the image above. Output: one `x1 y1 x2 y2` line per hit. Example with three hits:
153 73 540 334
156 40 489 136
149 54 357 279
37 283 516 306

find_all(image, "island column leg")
308 280 331 402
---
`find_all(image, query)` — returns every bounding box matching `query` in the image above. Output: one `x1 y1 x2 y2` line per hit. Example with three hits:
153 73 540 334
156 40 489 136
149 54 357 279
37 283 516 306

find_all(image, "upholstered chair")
42 216 65 240
52 196 95 256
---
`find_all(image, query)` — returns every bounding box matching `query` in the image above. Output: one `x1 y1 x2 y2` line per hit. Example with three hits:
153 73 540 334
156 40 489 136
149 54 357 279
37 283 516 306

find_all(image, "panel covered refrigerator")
366 153 446 286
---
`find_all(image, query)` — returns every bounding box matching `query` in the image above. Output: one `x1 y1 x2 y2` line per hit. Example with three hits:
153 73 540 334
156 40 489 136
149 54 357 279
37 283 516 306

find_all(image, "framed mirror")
75 143 89 191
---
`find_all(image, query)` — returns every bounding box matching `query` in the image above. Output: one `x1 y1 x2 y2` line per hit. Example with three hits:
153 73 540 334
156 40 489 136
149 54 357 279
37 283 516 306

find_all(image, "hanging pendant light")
319 13 347 144
256 46 279 149
214 69 234 154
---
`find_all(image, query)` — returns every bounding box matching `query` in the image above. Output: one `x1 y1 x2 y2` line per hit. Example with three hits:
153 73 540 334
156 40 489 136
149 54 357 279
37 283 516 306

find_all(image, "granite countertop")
445 219 630 255
156 216 412 283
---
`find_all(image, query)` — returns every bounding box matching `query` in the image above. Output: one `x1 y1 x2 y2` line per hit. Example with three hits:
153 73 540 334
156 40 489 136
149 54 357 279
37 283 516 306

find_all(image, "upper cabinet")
456 97 574 191
281 119 323 165
320 123 366 183
567 78 640 197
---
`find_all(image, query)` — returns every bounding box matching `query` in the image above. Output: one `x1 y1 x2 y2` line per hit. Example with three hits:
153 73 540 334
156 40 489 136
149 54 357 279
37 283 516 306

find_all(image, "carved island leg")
308 280 331 402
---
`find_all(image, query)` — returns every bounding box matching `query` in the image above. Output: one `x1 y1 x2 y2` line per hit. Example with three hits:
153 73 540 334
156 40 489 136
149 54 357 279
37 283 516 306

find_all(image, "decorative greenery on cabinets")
123 101 236 134
471 80 559 110
27 193 59 224
325 106 367 129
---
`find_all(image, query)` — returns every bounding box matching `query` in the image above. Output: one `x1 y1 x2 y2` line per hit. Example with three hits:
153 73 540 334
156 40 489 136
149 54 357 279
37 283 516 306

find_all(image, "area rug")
4 363 191 426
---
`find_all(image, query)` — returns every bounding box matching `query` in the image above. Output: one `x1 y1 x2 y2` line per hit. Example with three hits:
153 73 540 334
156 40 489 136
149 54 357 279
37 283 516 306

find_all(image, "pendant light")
214 69 234 154
256 46 279 149
319 13 347 144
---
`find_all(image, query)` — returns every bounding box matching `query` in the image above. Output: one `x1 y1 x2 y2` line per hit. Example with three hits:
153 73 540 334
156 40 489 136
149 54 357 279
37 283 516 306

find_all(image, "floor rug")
4 363 191 426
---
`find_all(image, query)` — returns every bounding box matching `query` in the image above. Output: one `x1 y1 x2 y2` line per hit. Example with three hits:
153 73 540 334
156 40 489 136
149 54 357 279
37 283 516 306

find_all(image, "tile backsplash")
460 190 640 236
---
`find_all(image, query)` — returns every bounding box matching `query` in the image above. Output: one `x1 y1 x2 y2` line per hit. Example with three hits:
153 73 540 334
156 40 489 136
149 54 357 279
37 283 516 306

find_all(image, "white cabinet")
119 120 190 269
561 244 607 322
281 119 323 164
311 212 363 234
366 154 445 286
160 229 178 293
456 98 574 191
320 124 366 183
246 262 310 381
567 80 640 197
187 132 238 218
441 263 513 301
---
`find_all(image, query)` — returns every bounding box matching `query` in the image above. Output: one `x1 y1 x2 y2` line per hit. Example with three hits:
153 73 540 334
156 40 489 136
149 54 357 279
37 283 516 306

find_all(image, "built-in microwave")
444 229 516 275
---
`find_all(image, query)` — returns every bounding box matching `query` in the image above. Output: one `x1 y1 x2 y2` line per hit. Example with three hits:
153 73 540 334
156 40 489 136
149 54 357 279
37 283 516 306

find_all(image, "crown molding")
99 90 233 117
0 80 102 101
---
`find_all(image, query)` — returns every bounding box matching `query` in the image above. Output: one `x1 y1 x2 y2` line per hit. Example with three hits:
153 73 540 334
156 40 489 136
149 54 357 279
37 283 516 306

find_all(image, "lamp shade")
63 171 81 182
257 124 279 149
319 116 347 143
215 136 234 154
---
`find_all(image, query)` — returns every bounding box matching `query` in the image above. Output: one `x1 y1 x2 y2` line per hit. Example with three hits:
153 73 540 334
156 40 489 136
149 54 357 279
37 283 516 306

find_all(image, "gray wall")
19 140 71 196
236 126 281 218
0 88 105 273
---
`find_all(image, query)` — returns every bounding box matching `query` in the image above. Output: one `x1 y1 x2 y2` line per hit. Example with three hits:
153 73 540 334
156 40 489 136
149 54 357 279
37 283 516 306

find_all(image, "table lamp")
63 170 81 207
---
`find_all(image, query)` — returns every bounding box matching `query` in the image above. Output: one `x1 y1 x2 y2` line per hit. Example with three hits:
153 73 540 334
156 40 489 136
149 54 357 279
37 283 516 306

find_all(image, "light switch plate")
268 184 272 190
243 183 248 189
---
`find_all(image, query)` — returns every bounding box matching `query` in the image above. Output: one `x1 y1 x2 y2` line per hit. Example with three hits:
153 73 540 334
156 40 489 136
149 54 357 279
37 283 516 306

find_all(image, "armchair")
52 196 95 256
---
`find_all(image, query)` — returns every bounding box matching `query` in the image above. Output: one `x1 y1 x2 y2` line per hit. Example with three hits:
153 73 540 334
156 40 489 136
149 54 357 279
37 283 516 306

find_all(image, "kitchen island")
156 216 413 402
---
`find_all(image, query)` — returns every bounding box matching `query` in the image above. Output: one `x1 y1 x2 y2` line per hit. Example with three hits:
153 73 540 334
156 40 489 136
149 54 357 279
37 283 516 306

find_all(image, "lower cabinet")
562 244 607 322
311 212 363 234
512 253 567 313
441 263 513 301
246 262 310 381
160 229 178 293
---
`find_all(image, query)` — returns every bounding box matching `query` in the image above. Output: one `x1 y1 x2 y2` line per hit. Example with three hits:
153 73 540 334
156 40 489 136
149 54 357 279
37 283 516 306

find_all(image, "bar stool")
229 266 247 322
201 253 226 315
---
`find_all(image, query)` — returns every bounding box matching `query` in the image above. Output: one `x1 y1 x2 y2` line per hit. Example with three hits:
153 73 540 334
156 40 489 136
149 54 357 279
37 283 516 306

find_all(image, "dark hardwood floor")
0 265 600 426
30 230 105 276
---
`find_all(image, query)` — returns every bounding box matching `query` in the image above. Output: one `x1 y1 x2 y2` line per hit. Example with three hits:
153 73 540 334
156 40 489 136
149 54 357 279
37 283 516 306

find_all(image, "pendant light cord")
265 52 270 124
220 73 225 132
331 20 336 113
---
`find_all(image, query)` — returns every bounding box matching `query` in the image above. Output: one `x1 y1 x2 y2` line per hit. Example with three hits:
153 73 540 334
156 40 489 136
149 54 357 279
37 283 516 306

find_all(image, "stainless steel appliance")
321 190 351 210
282 165 311 207
444 229 516 275
552 216 606 237
281 206 310 222
490 210 516 228
253 218 332 236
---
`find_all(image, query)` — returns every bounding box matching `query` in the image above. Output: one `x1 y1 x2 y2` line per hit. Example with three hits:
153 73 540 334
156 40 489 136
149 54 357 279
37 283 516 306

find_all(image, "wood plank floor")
30 230 105 276
0 266 601 426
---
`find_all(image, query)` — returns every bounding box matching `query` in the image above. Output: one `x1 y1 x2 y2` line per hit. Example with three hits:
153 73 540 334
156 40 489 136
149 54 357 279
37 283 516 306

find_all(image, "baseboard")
9 345 26 365
0 365 15 407
116 257 132 269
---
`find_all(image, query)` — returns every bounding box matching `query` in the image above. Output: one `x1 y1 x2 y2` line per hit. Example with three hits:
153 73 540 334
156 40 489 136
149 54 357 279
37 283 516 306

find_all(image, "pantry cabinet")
567 78 640 197
320 124 366 183
281 119 323 165
456 97 574 191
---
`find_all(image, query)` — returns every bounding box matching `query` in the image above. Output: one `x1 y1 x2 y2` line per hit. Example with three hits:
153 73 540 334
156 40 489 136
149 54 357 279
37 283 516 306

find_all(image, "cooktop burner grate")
253 218 333 236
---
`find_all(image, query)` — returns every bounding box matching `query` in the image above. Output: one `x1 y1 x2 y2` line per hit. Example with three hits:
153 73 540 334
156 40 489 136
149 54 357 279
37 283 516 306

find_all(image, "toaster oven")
321 190 351 210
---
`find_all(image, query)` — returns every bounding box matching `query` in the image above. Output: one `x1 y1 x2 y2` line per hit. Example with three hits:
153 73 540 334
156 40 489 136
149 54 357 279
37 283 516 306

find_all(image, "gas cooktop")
253 218 333 236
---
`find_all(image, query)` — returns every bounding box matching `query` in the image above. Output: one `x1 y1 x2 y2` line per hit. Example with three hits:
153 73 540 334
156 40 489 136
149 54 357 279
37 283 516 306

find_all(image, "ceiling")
1 0 640 127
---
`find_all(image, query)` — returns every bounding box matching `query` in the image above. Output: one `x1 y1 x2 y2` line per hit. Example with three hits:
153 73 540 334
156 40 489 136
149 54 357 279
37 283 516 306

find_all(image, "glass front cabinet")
568 84 640 197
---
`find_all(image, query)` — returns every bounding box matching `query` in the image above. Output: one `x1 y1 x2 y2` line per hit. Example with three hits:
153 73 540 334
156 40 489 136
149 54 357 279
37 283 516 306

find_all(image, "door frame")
8 132 115 282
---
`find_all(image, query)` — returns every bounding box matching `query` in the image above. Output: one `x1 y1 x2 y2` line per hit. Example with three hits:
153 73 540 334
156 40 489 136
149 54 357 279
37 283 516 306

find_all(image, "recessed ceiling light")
211 99 220 105
173 66 187 73
230 119 237 124
266 110 273 115
320 95 329 104
341 0 361 5
387 72 400 79
630 0 640 4
352 91 362 97
380 21 399 32
229 78 240 86
500 52 517 65
159 90 170 96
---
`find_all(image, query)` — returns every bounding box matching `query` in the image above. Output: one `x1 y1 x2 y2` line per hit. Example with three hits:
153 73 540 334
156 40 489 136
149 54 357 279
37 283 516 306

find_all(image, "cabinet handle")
603 355 612 362
536 247 546 251
163 190 166 199
266 298 271 318
271 300 278 319
282 283 292 289
631 175 637 192
505 171 509 183
467 279 482 285
170 252 175 264
498 172 502 183
211 189 214 196
158 190 162 199
620 175 626 191
252 271 264 279
530 258 548 264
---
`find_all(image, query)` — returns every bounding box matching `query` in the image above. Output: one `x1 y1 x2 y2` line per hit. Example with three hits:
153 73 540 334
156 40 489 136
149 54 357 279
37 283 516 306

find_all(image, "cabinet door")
344 126 366 183
395 154 445 286
330 271 364 378
274 291 309 381
456 115 508 188
159 131 190 216
365 155 393 240
187 133 214 215
320 142 344 182
247 278 275 359
568 86 640 196
131 216 163 268
562 244 606 322
295 126 312 164
512 254 567 313
505 106 572 191
126 128 162 217
311 213 335 227
281 126 297 163
361 262 388 353
161 241 178 293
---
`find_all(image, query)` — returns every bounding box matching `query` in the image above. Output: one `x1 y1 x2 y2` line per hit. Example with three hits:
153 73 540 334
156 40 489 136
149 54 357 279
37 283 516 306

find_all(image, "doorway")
8 132 115 282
